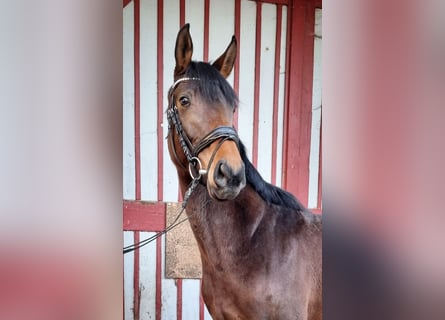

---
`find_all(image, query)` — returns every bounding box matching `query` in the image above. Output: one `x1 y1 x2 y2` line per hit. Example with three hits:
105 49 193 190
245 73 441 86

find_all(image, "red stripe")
156 236 162 320
177 279 183 320
203 0 210 61
157 0 164 201
123 0 131 7
133 231 140 320
199 281 205 320
252 2 262 167
282 0 315 206
180 0 185 26
317 116 322 209
271 4 283 185
123 200 166 231
233 0 241 129
134 0 141 200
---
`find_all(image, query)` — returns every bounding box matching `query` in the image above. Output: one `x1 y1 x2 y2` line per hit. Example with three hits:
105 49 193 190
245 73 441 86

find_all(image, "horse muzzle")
209 160 246 200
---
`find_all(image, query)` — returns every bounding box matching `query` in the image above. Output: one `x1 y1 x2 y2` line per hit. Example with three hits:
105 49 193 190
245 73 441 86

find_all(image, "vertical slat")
161 234 177 319
308 7 322 209
134 0 141 201
133 231 140 320
282 0 315 205
318 117 322 209
156 236 162 320
185 0 205 61
157 0 164 201
140 0 158 201
203 0 210 61
182 279 201 319
176 279 183 319
123 2 135 200
238 0 257 160
180 0 185 25
162 0 180 202
252 1 262 167
271 4 282 185
276 4 288 188
139 232 157 320
257 3 276 181
233 0 241 128
209 0 235 86
124 232 135 320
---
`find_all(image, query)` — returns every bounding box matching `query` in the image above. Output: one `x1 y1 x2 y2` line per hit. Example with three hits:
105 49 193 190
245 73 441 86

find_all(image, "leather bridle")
167 77 240 180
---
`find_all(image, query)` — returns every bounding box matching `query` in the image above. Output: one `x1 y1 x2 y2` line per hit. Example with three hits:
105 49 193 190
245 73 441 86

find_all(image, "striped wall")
123 0 322 319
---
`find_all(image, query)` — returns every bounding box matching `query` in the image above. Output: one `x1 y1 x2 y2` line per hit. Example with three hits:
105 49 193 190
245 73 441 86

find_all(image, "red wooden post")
282 0 316 207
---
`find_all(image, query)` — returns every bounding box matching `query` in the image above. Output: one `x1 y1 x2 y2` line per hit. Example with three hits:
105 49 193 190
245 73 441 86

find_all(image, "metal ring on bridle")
188 157 207 180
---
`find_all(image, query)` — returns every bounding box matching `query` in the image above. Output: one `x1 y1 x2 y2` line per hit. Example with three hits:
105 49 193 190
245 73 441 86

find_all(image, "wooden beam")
123 200 166 231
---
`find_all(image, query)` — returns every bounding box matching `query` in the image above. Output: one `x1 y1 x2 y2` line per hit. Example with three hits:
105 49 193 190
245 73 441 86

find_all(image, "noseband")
167 77 240 180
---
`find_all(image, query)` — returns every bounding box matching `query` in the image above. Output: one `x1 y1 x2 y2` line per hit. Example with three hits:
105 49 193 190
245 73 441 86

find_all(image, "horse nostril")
214 160 229 188
213 160 246 189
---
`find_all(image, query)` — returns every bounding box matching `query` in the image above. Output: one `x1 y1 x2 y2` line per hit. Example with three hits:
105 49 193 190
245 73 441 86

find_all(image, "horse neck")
183 182 267 267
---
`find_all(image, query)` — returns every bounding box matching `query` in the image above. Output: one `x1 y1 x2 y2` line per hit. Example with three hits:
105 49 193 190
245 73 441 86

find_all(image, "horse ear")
212 36 237 78
174 24 193 77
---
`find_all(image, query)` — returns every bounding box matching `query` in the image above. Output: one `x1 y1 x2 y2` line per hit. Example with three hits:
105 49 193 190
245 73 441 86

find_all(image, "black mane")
185 61 238 110
239 141 306 211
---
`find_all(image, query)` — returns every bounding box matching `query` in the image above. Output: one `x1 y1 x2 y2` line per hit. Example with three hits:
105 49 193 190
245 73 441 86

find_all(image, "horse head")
167 24 246 201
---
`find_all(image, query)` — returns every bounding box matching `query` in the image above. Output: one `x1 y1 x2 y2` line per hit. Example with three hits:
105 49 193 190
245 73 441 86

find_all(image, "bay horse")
167 24 322 320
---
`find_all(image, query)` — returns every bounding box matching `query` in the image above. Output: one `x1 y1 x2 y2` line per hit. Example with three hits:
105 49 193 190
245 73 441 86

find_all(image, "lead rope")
123 178 200 254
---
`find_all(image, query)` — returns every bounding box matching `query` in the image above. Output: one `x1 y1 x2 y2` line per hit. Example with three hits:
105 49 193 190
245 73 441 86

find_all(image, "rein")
123 77 240 254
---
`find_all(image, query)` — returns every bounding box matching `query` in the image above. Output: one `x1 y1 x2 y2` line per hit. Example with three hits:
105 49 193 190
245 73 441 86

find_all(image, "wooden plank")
139 232 157 320
133 231 140 320
157 0 164 201
156 237 162 320
162 0 180 202
123 200 166 231
282 0 315 206
252 1 262 167
123 2 136 200
257 3 277 182
182 280 201 319
308 7 322 208
271 4 282 185
123 232 135 320
134 0 141 201
140 0 158 201
276 4 288 188
238 0 257 160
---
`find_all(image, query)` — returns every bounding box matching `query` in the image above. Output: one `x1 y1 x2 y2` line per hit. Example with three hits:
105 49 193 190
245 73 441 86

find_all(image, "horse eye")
179 96 190 107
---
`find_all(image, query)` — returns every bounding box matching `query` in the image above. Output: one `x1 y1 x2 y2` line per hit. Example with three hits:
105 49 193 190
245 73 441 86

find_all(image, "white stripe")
140 0 158 201
182 279 201 319
139 232 158 320
308 8 322 208
257 3 277 182
276 5 288 188
161 234 177 320
238 0 257 159
124 231 135 320
123 3 135 200
185 0 204 61
163 0 180 202
209 0 235 86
